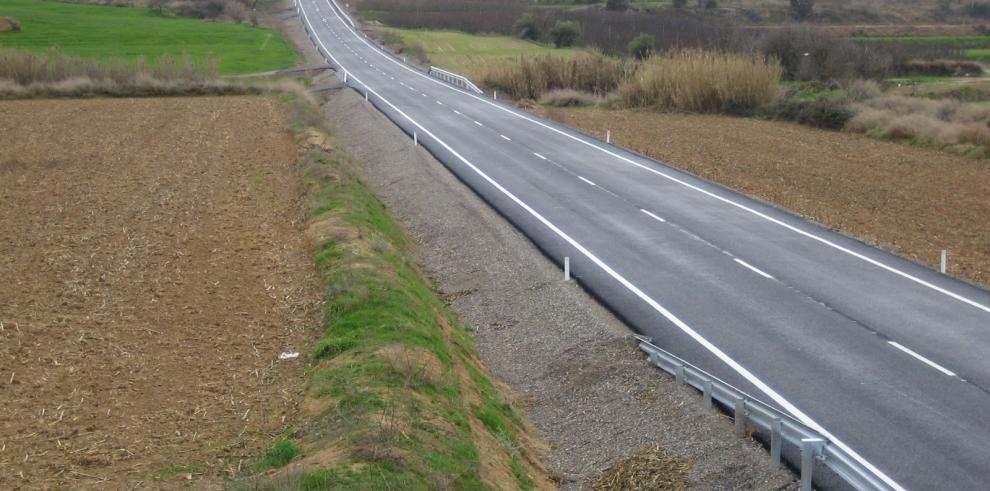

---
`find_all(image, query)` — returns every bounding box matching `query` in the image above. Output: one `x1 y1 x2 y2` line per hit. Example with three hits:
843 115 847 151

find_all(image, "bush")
538 89 602 107
606 0 630 11
672 0 688 7
0 16 20 32
549 21 581 48
628 34 655 60
764 96 854 129
618 49 782 114
790 0 815 20
841 79 882 102
699 0 717 8
844 95 990 156
512 14 540 41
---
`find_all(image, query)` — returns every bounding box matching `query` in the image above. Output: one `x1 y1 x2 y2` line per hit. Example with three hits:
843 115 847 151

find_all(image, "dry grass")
591 445 690 491
846 95 990 157
538 88 603 107
618 49 782 114
0 48 310 99
481 51 631 100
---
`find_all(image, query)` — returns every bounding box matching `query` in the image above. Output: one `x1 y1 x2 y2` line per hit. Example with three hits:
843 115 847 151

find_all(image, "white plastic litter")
279 351 300 360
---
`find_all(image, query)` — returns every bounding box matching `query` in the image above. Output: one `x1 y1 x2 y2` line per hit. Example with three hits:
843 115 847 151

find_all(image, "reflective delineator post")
564 256 570 281
606 130 611 143
413 132 418 146
941 249 948 273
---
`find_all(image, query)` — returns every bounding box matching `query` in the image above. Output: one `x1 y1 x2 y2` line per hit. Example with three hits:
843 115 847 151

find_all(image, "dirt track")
0 97 320 488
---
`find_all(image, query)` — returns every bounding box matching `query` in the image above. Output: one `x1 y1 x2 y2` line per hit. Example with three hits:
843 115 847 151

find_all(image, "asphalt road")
297 1 990 488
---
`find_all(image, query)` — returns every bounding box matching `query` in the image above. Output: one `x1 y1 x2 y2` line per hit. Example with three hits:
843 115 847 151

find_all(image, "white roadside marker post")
413 132 418 146
564 256 570 281
941 249 948 273
606 129 611 143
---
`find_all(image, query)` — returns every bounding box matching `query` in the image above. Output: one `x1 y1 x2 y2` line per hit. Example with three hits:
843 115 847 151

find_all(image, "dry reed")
617 49 782 113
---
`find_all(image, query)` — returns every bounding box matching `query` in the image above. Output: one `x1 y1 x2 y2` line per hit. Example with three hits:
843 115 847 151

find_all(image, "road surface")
297 1 990 488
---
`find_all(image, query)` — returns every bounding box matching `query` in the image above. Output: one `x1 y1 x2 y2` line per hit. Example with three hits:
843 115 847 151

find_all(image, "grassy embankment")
242 96 550 489
0 0 298 74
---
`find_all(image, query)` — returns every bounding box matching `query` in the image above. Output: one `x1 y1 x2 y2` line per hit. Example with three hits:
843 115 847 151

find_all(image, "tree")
549 21 581 48
627 33 654 60
512 14 540 41
606 0 630 11
672 0 688 8
790 0 815 20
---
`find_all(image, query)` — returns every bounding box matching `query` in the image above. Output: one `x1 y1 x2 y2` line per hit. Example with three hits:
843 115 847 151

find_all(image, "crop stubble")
0 97 321 487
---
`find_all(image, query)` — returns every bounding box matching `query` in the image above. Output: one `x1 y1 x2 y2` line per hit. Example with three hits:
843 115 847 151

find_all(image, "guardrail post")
733 396 746 437
649 350 660 367
703 380 713 409
675 364 685 385
800 438 825 491
770 417 782 466
564 256 570 281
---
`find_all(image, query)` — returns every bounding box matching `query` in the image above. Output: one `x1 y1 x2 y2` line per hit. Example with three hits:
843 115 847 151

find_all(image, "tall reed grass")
481 51 632 100
618 49 781 113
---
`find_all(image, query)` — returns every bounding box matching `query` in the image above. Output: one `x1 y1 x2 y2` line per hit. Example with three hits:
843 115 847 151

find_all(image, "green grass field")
0 0 298 74
376 27 582 77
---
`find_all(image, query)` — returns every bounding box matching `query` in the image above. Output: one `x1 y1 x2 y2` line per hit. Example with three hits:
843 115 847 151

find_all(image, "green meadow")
0 0 298 74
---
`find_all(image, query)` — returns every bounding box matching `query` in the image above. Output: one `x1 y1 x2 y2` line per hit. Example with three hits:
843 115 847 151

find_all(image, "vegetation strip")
241 95 550 490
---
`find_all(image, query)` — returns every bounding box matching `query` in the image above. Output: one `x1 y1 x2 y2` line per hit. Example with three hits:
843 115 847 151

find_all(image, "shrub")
618 49 782 114
672 0 688 7
841 79 883 102
844 95 990 156
699 0 717 9
512 14 540 41
606 0 630 11
790 0 815 20
549 21 581 48
764 96 854 129
538 89 602 107
0 16 20 32
628 34 655 60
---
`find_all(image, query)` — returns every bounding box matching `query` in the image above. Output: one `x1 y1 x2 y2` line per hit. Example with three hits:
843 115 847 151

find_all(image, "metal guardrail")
428 66 484 94
637 338 895 491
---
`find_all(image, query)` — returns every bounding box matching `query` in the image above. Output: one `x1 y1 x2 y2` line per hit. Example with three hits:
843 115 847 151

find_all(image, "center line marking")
500 135 511 141
888 341 956 376
533 153 547 160
474 121 483 127
436 101 444 105
578 176 596 186
733 258 774 280
640 209 666 223
453 110 462 115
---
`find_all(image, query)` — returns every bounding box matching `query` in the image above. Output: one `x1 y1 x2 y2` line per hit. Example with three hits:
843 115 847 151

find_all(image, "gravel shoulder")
321 85 797 489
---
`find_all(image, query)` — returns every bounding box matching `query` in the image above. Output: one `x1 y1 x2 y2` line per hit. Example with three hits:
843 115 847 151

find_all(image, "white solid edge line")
578 176 596 186
500 134 511 141
305 3 906 489
888 341 956 377
533 152 547 160
473 121 483 126
326 0 990 320
640 209 666 223
734 258 774 280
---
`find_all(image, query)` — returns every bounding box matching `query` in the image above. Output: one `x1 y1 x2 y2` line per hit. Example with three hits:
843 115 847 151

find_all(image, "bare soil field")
0 97 321 488
538 107 990 288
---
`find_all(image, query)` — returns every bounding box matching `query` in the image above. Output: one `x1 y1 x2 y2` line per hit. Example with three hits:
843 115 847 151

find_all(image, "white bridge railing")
428 66 484 94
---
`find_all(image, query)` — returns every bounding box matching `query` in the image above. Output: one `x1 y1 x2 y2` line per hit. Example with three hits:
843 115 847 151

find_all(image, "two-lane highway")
298 1 990 488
